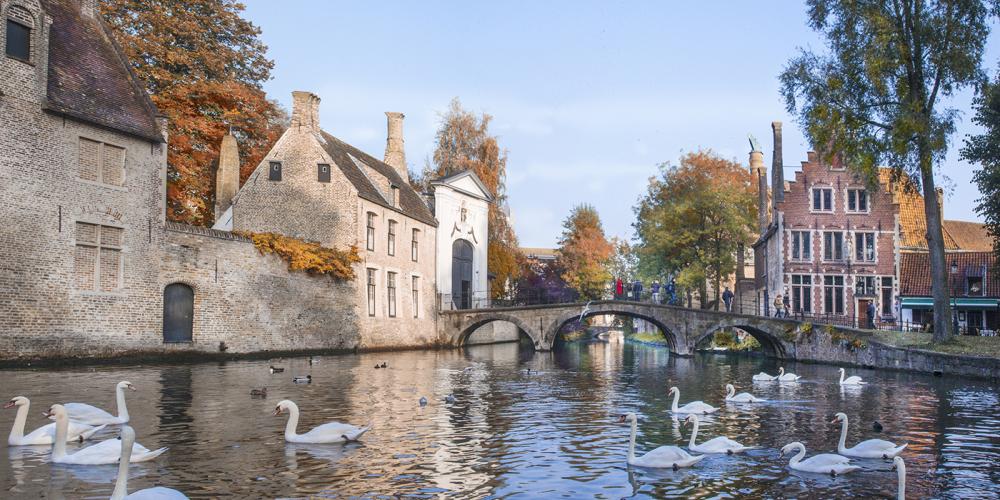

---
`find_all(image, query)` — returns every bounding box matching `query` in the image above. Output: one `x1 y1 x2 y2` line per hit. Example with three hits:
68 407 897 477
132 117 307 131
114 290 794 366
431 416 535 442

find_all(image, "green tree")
961 83 1000 263
633 151 756 310
779 0 996 341
101 0 286 225
422 98 522 299
557 204 614 300
606 237 637 283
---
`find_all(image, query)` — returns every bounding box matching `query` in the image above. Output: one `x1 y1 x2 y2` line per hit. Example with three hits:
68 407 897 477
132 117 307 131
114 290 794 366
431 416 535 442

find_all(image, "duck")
838 368 866 386
444 394 456 404
273 400 369 444
776 367 801 382
292 375 312 384
685 414 753 454
892 456 906 500
780 441 859 476
752 370 778 382
60 381 135 425
308 356 318 365
724 384 766 403
419 396 428 407
832 413 907 458
110 426 188 499
667 387 718 414
380 362 387 368
44 404 166 465
269 366 284 374
249 388 268 397
619 413 705 470
873 421 884 433
5 396 106 446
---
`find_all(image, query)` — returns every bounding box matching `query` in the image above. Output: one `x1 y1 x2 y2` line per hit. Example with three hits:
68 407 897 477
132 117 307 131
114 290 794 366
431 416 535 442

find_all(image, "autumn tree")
422 98 522 299
780 0 997 341
557 204 614 300
633 151 756 310
101 0 287 225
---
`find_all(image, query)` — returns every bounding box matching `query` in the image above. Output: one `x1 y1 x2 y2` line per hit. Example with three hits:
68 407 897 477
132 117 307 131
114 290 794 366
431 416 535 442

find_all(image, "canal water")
1 339 998 498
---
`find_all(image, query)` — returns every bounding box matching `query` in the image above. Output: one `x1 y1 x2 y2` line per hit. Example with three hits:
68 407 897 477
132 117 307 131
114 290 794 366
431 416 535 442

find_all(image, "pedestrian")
632 279 643 301
773 294 783 318
867 300 877 329
782 292 790 318
615 277 623 300
651 280 661 303
722 286 734 312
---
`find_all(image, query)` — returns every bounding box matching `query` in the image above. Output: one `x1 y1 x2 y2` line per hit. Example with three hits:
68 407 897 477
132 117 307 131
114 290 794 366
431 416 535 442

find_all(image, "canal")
1 338 998 498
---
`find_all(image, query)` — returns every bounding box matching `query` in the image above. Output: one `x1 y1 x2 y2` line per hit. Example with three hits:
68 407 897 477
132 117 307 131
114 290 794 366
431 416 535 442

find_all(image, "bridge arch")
689 319 789 359
546 307 679 352
453 313 541 349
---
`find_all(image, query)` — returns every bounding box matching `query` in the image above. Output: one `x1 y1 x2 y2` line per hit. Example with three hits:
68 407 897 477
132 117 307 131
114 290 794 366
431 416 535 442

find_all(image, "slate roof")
317 131 437 226
900 251 999 297
41 0 163 142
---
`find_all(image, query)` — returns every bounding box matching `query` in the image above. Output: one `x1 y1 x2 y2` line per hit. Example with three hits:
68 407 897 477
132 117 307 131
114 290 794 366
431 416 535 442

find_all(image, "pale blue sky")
242 1 997 248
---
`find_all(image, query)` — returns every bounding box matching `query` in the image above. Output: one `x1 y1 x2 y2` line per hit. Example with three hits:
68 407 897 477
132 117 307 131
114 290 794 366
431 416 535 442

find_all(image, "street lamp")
951 259 959 335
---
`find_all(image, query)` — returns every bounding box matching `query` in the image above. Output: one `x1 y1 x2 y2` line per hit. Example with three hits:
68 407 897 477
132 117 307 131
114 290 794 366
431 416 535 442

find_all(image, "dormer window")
968 276 983 296
6 7 33 62
317 163 330 183
391 186 399 206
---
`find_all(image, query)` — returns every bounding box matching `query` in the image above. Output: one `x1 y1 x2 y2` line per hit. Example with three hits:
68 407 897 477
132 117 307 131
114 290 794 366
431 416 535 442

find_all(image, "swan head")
117 381 136 392
831 412 847 424
892 456 904 471
42 404 67 420
683 414 698 426
779 442 803 458
778 367 785 375
3 396 28 409
273 400 296 416
667 387 678 395
616 413 637 424
119 425 136 445
725 384 735 394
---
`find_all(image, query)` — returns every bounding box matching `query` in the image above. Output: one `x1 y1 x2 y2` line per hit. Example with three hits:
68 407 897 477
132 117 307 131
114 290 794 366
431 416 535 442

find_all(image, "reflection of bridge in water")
438 300 802 358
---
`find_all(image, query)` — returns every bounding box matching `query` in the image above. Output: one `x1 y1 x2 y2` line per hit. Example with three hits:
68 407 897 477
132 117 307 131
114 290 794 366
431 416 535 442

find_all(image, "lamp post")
951 259 959 336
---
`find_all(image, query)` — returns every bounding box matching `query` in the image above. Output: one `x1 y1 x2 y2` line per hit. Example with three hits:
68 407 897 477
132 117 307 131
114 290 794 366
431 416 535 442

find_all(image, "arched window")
163 283 194 343
5 5 33 62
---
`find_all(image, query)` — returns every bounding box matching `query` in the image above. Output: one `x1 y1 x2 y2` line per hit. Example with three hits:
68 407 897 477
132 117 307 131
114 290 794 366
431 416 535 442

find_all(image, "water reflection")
0 341 997 497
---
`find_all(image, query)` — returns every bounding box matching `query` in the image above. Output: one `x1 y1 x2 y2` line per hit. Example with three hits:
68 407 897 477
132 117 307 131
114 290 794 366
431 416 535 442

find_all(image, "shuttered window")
75 222 123 292
79 138 125 186
5 7 31 62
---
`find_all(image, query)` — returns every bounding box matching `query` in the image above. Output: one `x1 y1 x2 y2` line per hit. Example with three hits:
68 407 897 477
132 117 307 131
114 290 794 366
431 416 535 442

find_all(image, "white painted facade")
432 171 492 305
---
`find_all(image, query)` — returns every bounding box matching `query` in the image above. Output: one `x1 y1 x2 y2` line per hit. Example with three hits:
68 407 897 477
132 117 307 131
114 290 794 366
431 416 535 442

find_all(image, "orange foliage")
235 232 361 281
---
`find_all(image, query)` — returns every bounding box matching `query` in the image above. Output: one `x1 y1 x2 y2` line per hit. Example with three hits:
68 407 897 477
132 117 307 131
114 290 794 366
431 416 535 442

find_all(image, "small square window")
317 163 330 183
6 20 30 61
268 161 282 181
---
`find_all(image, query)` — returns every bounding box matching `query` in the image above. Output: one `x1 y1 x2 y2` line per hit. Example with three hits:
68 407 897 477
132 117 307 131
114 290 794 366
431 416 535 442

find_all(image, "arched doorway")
452 239 474 309
163 283 194 343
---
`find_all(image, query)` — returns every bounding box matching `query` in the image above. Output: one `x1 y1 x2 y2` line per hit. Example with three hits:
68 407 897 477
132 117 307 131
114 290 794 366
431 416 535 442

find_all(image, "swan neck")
726 386 733 400
111 433 134 500
284 404 300 439
671 390 679 412
688 418 699 448
52 413 68 459
897 461 906 500
789 444 805 465
116 385 129 421
627 417 636 463
9 402 28 444
837 417 849 453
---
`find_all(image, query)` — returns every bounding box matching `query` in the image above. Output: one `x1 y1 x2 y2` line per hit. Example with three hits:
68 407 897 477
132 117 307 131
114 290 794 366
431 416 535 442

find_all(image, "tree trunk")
919 160 953 342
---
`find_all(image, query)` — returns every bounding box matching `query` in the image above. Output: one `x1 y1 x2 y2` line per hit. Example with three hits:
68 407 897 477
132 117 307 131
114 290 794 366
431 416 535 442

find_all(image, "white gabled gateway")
430 170 493 310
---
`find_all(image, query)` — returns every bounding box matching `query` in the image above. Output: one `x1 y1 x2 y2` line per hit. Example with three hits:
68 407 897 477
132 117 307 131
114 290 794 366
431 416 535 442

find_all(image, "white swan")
892 456 906 500
752 370 777 382
667 387 718 414
685 414 753 454
776 367 801 382
724 384 765 403
833 413 907 458
43 404 166 465
5 396 105 446
619 413 705 469
60 381 135 425
273 400 369 444
780 441 859 476
111 426 188 499
838 368 866 385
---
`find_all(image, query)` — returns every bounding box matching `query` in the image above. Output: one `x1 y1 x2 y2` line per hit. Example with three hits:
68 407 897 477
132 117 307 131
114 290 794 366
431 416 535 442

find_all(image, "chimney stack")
214 129 240 222
290 91 320 130
749 136 769 234
772 121 784 208
383 112 408 183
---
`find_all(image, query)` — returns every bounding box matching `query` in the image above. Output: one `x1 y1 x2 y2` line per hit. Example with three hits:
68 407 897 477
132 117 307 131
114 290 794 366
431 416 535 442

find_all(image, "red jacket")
615 279 624 295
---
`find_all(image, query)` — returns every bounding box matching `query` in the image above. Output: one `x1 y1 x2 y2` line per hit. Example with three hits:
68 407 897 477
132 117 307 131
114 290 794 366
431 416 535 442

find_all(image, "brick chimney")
772 121 784 208
383 112 408 183
214 129 240 221
749 137 769 234
290 91 320 130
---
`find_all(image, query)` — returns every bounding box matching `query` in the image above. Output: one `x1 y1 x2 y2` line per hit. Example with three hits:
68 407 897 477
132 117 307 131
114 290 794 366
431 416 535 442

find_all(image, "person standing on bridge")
632 279 643 301
666 279 677 305
615 277 624 300
782 291 791 318
722 286 734 312
651 280 661 303
773 294 784 318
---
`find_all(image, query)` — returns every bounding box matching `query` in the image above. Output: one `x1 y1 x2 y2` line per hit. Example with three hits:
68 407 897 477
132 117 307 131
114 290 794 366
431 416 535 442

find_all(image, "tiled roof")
41 0 163 142
879 169 960 250
317 131 437 226
899 251 999 297
942 220 993 251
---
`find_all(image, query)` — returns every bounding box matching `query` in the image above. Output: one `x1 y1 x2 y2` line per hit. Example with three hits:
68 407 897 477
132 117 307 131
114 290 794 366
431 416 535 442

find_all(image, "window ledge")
77 178 127 192
6 55 33 66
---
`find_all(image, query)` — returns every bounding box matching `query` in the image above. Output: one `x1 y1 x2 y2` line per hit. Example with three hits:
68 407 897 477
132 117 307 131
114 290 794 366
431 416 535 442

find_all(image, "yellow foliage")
235 231 361 280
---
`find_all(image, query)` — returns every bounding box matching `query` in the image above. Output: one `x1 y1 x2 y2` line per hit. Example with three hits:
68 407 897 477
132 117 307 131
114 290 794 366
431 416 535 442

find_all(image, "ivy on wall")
236 232 361 280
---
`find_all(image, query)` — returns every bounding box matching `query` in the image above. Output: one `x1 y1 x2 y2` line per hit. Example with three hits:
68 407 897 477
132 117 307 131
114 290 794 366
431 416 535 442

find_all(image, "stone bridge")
438 300 803 358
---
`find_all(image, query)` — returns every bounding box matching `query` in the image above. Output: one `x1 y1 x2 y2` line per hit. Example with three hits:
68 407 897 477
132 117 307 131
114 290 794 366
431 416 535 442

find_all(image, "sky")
242 1 998 248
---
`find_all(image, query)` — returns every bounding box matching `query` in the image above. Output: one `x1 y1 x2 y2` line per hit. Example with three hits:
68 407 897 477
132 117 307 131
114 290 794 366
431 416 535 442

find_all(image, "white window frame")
823 275 845 315
790 274 812 314
822 231 845 262
854 231 877 263
789 230 812 262
811 187 834 213
845 188 869 214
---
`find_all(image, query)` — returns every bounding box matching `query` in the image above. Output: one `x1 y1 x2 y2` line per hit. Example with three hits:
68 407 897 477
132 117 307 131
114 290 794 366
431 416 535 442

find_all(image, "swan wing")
694 436 747 453
295 422 369 443
733 392 764 402
801 453 851 467
842 376 865 384
129 447 168 463
54 437 122 465
125 486 189 499
677 402 718 414
62 403 119 425
845 440 906 457
641 445 690 461
22 421 105 444
752 373 775 381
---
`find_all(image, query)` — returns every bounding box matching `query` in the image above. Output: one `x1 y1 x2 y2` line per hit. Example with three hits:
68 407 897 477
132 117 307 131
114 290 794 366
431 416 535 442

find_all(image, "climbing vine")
235 231 361 280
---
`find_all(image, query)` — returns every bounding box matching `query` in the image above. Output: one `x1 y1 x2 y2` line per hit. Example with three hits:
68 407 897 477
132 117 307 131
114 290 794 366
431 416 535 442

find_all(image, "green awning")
901 297 999 309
